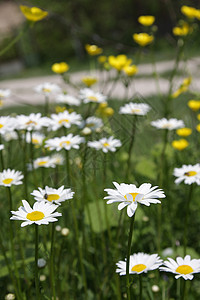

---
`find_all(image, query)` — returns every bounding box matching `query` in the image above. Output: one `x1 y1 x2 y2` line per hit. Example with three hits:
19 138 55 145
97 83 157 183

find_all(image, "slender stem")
30 131 38 187
183 184 193 256
182 279 187 300
45 95 49 116
126 214 135 300
0 134 4 170
65 150 70 186
22 131 28 199
0 231 20 300
126 116 137 180
8 187 22 297
0 24 28 57
65 150 88 296
50 223 56 300
139 275 143 300
35 224 40 300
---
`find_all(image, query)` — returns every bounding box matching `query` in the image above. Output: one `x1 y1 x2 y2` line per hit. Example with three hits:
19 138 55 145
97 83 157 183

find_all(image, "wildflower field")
1 4 200 300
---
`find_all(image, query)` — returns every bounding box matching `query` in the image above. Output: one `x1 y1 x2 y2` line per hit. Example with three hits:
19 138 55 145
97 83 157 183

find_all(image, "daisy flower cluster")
11 185 74 227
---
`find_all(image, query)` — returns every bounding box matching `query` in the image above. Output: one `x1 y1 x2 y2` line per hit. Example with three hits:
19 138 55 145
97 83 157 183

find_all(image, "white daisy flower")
37 258 46 268
0 89 11 99
16 113 50 131
26 132 45 146
10 200 62 227
50 153 64 165
34 82 61 95
79 88 107 104
31 185 74 205
173 164 200 185
0 169 23 187
33 156 56 169
45 134 85 151
116 253 163 276
104 182 165 217
160 255 200 280
88 136 122 153
2 131 18 142
0 144 4 151
81 116 103 131
119 102 151 116
49 111 82 131
0 116 16 135
151 118 185 130
56 94 81 106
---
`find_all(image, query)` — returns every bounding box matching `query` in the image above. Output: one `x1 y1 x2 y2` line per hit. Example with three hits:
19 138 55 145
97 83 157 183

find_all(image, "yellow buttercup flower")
176 128 192 137
172 77 191 98
133 33 154 46
20 5 48 22
98 56 107 63
81 77 97 87
103 107 114 117
55 106 66 113
123 65 138 76
183 77 192 86
173 23 192 36
188 100 200 111
197 114 200 121
196 124 200 132
181 5 198 19
85 44 103 56
172 86 188 98
195 9 200 20
52 62 69 74
97 103 114 117
108 55 132 71
172 139 189 151
138 15 155 26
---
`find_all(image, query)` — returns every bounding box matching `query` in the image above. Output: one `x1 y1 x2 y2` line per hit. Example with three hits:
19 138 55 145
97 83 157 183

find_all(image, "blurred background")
0 0 200 77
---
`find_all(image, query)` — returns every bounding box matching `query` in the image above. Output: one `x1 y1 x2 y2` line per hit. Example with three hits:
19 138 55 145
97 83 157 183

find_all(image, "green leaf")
84 200 120 233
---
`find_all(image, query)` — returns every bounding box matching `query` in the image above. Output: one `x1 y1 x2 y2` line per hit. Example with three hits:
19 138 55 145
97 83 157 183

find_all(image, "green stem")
182 279 187 300
45 95 49 116
35 225 40 300
0 134 4 170
50 223 56 300
8 187 22 297
65 150 88 296
165 39 185 117
126 214 135 300
126 116 137 180
139 275 143 300
0 24 28 57
183 184 193 256
0 231 21 300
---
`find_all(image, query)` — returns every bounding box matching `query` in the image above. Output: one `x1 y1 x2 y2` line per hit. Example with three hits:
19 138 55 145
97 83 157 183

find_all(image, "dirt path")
1 57 200 107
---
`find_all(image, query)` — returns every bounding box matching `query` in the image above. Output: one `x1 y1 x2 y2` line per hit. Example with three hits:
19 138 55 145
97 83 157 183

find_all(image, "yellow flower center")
176 265 193 274
88 96 98 102
184 171 197 177
26 120 37 125
124 192 139 202
103 142 109 147
59 141 71 147
2 178 13 184
32 138 39 144
132 109 141 113
37 161 47 166
0 124 4 128
26 211 45 221
45 194 60 202
42 88 51 93
131 264 147 272
58 119 69 124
